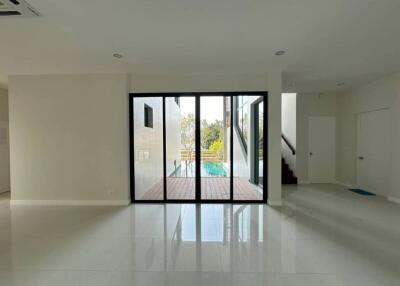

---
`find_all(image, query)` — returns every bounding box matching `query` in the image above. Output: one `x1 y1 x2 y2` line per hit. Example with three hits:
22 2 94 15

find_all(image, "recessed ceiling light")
275 50 286 56
113 53 123 59
337 82 345 86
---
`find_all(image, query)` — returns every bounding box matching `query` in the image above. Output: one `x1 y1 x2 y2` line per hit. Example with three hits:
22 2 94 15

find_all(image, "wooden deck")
140 178 263 200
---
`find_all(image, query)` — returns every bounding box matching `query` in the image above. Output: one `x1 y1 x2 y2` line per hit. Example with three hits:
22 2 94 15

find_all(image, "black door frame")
252 97 264 186
129 92 268 204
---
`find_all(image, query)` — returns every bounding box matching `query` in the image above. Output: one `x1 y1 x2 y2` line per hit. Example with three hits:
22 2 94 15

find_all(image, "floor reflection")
3 185 400 285
130 204 268 272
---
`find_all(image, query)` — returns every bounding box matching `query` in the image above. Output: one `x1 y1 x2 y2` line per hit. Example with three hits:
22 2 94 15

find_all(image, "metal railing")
281 133 295 155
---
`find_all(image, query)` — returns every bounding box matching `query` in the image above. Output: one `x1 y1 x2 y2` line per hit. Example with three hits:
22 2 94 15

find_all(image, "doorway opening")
281 93 298 184
129 92 268 203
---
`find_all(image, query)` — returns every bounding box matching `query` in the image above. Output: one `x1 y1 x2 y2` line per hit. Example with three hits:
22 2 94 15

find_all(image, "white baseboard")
268 199 282 206
333 181 354 188
10 200 130 206
298 181 355 188
388 196 400 204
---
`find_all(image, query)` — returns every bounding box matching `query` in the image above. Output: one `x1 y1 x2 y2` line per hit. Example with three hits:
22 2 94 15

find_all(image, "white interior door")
356 109 391 195
308 116 336 183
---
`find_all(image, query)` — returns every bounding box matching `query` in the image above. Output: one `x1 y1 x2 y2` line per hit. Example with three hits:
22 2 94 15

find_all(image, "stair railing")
281 134 295 155
281 133 297 181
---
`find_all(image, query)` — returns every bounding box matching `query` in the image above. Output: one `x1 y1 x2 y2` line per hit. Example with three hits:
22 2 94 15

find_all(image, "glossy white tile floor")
1 184 400 285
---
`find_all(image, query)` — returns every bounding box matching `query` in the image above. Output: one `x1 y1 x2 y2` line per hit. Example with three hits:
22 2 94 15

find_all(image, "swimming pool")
202 162 227 177
172 161 228 177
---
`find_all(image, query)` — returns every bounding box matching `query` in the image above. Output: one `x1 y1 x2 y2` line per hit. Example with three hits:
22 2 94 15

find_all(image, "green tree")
209 140 224 159
201 119 223 149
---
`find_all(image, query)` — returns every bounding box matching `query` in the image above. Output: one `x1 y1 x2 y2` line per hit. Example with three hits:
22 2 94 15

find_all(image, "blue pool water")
174 161 228 177
202 162 227 177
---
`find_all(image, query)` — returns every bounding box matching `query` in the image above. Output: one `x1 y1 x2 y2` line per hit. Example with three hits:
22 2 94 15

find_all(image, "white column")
267 71 282 206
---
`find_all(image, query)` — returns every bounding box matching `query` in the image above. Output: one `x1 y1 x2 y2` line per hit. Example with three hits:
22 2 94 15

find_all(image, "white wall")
8 74 130 204
0 89 8 125
296 92 337 183
7 72 282 205
283 73 400 202
0 88 10 193
336 72 400 200
281 93 297 173
131 72 283 205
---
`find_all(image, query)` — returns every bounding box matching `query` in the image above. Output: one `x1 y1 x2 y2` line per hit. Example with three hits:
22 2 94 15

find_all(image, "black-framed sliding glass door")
129 92 268 203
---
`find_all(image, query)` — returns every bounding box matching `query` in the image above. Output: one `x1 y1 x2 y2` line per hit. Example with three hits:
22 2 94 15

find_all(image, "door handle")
358 156 364 160
309 152 313 156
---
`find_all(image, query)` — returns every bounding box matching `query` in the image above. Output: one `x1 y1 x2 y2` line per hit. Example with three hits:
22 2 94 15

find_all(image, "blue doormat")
349 188 375 196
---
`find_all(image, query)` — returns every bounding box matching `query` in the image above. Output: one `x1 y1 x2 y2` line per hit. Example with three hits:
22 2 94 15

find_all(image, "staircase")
281 133 297 184
282 158 297 184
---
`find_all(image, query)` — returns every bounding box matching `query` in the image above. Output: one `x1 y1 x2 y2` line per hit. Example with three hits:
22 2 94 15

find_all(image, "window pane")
144 104 153 128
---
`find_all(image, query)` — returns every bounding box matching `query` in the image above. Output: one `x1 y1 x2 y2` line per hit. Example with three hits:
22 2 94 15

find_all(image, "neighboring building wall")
336 72 400 201
296 92 337 183
0 88 10 193
165 98 181 176
232 126 247 179
8 74 130 203
281 93 297 173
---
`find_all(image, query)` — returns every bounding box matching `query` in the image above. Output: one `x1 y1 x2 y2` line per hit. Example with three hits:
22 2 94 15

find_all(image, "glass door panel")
256 101 264 187
232 95 263 201
166 96 196 200
133 97 164 200
200 96 231 200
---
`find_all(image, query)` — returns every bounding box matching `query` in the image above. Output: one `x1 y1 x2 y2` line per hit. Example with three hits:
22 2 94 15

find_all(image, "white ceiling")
1 0 400 92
